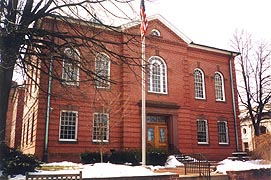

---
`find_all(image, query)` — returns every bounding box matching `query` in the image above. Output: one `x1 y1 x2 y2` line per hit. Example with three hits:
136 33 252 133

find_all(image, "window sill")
92 140 109 143
195 97 206 101
219 142 229 145
197 142 209 145
148 91 168 95
216 99 226 103
61 82 79 87
59 140 78 144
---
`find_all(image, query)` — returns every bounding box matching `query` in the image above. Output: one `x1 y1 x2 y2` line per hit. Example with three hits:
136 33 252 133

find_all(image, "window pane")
159 128 166 143
215 73 224 101
148 128 154 142
93 113 109 142
95 53 110 88
218 121 228 144
194 69 204 98
59 111 77 140
62 48 79 85
197 120 208 143
148 57 167 94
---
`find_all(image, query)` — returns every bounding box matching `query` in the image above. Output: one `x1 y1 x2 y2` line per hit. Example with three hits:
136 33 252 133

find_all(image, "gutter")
229 52 240 152
43 18 55 162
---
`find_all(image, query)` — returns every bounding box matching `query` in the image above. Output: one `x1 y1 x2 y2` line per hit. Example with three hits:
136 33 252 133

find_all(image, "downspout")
43 18 55 162
229 53 239 152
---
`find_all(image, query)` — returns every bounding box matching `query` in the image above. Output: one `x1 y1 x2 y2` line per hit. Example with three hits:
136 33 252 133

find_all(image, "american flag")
140 0 148 38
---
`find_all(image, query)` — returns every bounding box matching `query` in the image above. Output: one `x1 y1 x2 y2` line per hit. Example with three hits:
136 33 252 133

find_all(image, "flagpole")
141 35 146 166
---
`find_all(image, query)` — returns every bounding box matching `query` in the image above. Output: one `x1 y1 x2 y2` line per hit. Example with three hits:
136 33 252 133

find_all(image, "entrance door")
147 124 168 149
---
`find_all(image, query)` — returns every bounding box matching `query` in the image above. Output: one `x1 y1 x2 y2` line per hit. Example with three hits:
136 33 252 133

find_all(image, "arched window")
95 53 110 88
214 72 225 101
194 68 205 99
62 48 80 86
148 56 167 94
151 29 160 36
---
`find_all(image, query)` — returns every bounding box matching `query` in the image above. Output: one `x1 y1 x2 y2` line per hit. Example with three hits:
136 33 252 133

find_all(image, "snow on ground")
216 159 271 174
4 157 271 179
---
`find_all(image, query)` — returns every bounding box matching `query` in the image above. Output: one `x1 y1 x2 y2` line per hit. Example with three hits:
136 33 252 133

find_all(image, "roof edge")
189 42 240 56
121 14 192 44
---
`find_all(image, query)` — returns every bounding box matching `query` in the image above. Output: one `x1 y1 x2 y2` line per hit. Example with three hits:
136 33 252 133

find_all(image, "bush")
108 150 140 165
147 148 169 166
0 143 41 176
80 148 169 166
252 133 271 160
80 151 109 164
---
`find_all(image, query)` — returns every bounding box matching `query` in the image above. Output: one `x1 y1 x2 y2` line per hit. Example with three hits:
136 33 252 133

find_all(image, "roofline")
42 15 240 56
121 14 192 44
189 42 240 56
121 14 240 56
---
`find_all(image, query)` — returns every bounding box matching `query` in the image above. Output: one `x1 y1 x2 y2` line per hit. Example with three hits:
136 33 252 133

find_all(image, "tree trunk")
0 35 20 162
254 122 260 137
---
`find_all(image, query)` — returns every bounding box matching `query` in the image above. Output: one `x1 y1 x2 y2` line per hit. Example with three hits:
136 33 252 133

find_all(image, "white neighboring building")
240 106 271 152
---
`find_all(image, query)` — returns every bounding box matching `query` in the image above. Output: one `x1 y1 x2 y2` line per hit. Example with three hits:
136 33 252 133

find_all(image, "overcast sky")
141 0 271 50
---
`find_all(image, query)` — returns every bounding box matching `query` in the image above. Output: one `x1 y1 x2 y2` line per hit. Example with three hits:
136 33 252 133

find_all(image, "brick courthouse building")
8 15 241 162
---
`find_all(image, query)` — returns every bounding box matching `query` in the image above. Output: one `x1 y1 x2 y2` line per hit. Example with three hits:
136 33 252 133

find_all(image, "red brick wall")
21 17 241 162
6 86 24 148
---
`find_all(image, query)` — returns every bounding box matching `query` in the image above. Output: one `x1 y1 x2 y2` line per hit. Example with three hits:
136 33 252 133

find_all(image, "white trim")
214 71 225 102
121 14 239 56
148 56 168 94
188 43 240 56
59 110 78 141
194 68 206 99
121 14 192 44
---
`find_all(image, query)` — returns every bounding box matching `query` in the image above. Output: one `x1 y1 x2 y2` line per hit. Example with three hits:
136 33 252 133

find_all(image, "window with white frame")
93 113 109 142
194 68 205 99
217 121 229 144
148 56 167 94
197 119 208 144
214 72 225 101
151 29 160 36
62 48 80 85
95 53 110 88
59 111 78 141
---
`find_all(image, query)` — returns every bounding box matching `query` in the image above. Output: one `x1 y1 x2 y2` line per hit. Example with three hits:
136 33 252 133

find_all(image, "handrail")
182 153 210 180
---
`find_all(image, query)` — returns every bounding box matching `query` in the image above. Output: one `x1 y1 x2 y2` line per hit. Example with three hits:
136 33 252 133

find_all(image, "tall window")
62 48 80 85
214 72 225 101
194 68 205 99
197 120 208 144
95 53 110 88
93 113 109 142
59 111 78 141
148 56 167 94
217 121 229 144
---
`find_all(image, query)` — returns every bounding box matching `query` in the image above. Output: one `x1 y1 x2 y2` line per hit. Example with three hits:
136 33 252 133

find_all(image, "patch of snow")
165 155 184 168
216 159 271 174
5 157 271 179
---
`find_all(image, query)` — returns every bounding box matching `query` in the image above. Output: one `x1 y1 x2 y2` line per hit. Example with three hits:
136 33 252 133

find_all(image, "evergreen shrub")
0 143 41 176
80 151 109 164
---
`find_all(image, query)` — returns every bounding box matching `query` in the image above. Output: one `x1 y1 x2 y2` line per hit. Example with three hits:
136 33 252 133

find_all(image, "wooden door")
147 123 168 149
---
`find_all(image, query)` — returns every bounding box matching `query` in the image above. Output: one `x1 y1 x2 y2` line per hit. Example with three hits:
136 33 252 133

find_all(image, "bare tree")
232 30 271 136
0 0 143 160
92 91 130 162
